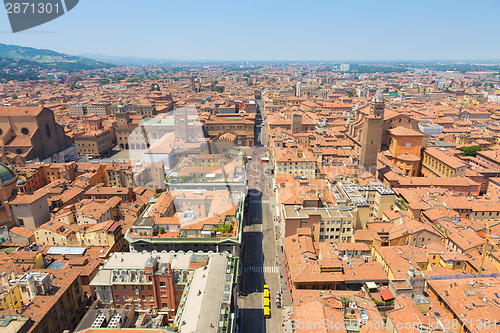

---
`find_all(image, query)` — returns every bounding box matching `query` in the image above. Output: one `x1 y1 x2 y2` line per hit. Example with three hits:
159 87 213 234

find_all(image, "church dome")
16 178 26 186
0 163 16 184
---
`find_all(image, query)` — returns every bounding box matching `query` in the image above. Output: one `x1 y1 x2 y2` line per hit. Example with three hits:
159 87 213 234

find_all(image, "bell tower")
370 91 385 118
359 91 385 174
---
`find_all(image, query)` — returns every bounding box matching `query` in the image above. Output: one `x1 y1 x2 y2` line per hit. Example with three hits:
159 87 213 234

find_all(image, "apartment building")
34 219 124 249
421 147 467 177
371 245 430 280
90 251 237 322
104 162 135 187
111 103 157 116
334 182 397 229
9 189 51 230
205 115 255 146
476 150 500 169
274 148 316 180
0 281 23 309
487 177 500 197
282 205 355 243
126 190 243 255
74 129 114 157
0 269 85 333
84 185 134 202
87 102 111 116
69 103 87 117
427 277 500 333
283 230 388 292
392 176 481 196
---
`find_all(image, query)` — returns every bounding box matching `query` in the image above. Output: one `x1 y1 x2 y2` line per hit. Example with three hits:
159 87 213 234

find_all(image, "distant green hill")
0 43 114 71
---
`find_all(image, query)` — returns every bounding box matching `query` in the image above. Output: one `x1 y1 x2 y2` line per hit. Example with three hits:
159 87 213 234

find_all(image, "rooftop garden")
396 199 408 211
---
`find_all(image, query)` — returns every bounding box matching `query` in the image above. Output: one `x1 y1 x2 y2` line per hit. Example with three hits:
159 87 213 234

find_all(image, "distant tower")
190 76 196 92
340 63 350 72
295 82 302 97
371 92 385 117
437 78 445 89
174 107 188 140
117 97 125 113
359 90 385 174
291 113 303 134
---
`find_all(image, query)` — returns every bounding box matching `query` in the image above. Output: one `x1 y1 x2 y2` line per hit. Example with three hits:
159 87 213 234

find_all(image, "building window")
115 295 120 302
159 281 166 287
46 124 52 137
21 127 29 135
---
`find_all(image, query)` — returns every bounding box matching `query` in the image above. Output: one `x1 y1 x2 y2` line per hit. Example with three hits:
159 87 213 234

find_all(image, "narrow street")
237 98 293 333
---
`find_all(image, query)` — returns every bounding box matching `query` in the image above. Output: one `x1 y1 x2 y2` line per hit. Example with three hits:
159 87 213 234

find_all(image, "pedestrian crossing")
245 266 279 273
250 200 269 204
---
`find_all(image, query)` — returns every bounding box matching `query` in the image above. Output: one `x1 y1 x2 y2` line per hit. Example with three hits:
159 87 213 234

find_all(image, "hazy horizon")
1 0 499 61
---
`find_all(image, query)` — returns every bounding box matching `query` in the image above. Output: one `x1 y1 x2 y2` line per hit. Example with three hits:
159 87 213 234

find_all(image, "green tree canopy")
458 145 481 157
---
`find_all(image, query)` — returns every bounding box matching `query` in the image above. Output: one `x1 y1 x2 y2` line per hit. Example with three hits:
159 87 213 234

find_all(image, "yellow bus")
264 297 270 307
264 305 271 318
263 288 269 299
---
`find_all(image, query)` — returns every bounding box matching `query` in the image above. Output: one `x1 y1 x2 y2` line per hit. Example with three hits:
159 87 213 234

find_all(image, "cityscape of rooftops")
0 1 500 333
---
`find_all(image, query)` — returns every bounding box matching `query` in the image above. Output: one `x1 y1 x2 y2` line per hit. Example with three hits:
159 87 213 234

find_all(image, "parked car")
275 291 281 308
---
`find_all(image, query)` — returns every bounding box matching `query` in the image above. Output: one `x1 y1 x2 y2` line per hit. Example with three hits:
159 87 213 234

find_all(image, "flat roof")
90 252 224 287
47 261 65 269
284 206 352 219
0 315 30 332
47 247 87 256
133 217 155 227
178 253 230 333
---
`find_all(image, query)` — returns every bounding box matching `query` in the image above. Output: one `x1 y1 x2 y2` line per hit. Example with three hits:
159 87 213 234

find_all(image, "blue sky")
1 0 499 61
